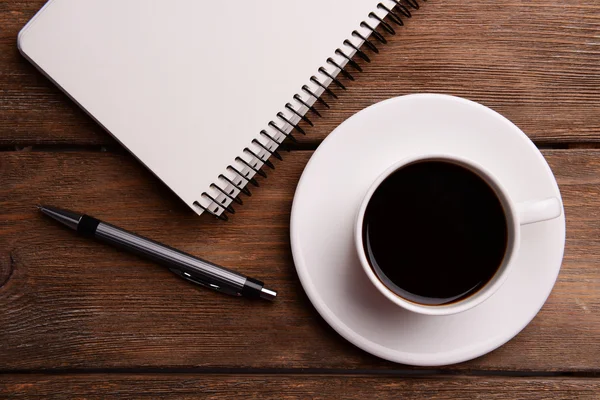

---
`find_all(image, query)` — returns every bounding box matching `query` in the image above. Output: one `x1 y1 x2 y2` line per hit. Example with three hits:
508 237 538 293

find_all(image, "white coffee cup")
354 154 562 316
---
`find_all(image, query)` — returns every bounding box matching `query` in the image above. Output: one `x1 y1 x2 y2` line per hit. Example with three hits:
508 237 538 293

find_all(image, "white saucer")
290 94 565 366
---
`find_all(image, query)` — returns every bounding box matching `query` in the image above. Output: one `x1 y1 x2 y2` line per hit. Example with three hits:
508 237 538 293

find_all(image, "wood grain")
0 150 598 372
1 1 600 396
2 375 600 399
1 0 599 146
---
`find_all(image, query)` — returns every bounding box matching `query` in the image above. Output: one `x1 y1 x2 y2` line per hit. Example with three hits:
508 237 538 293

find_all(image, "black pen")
39 206 276 301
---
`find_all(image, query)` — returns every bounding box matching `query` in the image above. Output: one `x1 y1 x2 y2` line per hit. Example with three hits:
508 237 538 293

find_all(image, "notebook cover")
18 0 391 215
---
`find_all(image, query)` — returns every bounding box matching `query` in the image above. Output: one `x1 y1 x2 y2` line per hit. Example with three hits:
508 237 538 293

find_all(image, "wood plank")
1 1 599 146
0 150 598 371
1 375 599 399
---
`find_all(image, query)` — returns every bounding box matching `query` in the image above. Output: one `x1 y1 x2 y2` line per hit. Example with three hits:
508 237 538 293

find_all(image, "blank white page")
19 0 393 215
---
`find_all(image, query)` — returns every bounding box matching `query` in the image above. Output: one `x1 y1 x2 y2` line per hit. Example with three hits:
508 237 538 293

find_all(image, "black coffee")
362 161 508 305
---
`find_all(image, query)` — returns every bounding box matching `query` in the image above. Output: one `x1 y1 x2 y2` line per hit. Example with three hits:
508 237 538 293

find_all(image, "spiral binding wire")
196 0 425 221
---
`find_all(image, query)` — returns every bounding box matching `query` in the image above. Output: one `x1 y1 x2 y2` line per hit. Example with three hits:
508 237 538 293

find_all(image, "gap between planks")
1 142 600 153
1 368 599 378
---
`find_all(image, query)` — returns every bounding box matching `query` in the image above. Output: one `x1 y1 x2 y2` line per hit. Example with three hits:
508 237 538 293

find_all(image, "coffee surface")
362 161 508 305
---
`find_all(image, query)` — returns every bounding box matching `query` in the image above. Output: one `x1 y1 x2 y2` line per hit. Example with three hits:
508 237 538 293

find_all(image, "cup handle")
516 197 562 225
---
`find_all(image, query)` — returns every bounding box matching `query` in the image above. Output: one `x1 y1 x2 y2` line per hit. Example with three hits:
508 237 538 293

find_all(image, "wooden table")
1 1 599 398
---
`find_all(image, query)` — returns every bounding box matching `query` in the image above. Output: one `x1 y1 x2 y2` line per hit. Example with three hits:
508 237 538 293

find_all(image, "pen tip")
260 287 277 301
36 205 43 210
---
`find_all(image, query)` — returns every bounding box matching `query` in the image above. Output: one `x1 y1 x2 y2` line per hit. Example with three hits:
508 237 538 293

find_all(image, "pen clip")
169 268 242 297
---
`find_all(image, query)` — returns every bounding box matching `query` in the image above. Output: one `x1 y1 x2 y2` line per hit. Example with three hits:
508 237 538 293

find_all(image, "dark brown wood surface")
1 0 599 146
1 150 600 373
2 375 600 399
1 0 599 398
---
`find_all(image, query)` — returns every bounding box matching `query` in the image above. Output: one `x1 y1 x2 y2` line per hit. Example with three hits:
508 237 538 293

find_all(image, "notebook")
18 0 423 219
